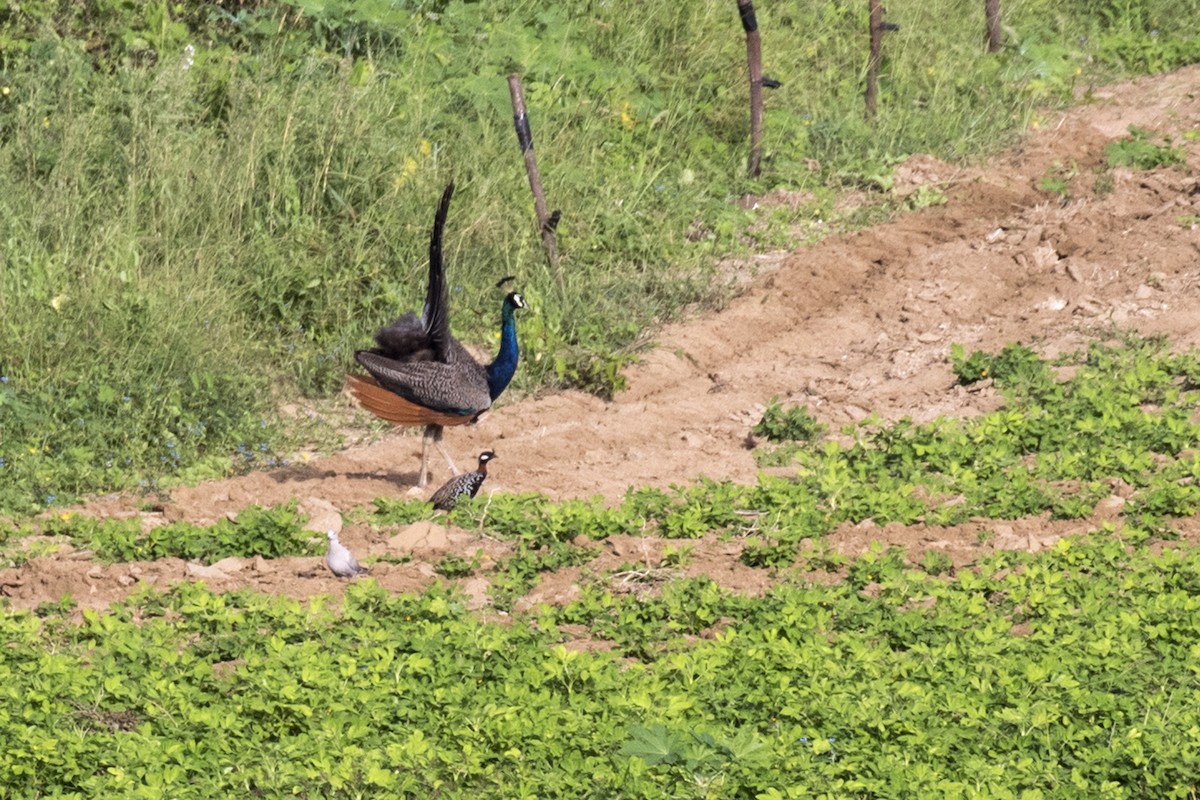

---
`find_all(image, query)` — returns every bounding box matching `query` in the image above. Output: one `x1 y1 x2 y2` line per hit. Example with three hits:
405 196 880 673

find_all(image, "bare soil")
6 65 1200 614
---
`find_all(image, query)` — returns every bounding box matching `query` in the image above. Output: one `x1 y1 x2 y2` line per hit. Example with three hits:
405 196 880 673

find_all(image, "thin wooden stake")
985 0 1002 52
865 0 883 121
737 0 764 177
506 73 558 272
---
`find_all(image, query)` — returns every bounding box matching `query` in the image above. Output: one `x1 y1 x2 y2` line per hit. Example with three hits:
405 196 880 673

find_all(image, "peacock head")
502 291 527 320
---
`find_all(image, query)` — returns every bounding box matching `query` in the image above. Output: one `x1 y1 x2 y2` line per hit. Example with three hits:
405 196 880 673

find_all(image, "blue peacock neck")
485 300 520 400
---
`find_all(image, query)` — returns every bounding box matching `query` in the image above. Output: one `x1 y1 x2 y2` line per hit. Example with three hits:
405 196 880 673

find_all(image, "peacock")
347 183 526 486
429 450 496 511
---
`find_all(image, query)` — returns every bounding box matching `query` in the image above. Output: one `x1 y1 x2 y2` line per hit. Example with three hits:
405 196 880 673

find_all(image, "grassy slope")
1 0 1197 513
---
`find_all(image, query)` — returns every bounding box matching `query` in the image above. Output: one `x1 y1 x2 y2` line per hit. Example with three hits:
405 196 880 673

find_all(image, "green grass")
1 0 1199 515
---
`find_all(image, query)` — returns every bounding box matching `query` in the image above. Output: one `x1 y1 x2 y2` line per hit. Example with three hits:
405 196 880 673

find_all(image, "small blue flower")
0 457 5 467
45 494 56 505
122 395 131 402
799 737 808 743
0 375 8 383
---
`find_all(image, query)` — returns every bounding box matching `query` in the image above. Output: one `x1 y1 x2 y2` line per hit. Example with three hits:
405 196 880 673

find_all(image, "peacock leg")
429 424 460 476
418 425 436 487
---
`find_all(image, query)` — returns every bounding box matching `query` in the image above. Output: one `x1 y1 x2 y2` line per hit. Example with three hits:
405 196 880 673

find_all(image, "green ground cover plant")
39 502 320 564
3 525 1200 797
1104 125 1186 169
1 0 1197 516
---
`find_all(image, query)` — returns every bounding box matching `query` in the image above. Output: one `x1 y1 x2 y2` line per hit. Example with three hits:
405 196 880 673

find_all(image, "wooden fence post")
506 73 559 273
985 0 1002 52
865 0 882 121
736 0 764 177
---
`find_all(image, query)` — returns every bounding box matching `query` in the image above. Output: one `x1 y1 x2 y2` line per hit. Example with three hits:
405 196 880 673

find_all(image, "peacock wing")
354 351 491 416
370 312 436 362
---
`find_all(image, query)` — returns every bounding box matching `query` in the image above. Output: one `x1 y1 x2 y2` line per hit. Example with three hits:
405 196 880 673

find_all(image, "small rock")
1020 225 1044 248
140 513 169 534
1135 284 1154 300
299 497 342 535
389 521 451 553
185 562 230 580
460 577 491 611
1031 244 1059 270
211 556 246 573
985 227 1005 244
1094 495 1126 518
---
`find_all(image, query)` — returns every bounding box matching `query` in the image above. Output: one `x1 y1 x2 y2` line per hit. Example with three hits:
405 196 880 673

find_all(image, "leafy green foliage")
1037 160 1078 199
41 503 320 564
1104 125 1185 169
949 341 1054 393
5 532 1200 797
752 398 827 443
369 496 435 527
433 551 481 578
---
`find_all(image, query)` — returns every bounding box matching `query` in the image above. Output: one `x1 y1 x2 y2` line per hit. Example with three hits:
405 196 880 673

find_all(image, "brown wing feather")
346 375 476 427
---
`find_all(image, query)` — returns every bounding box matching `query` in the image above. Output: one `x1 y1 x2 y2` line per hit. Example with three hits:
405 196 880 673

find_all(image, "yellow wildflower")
620 101 636 130
50 294 68 312
419 139 432 157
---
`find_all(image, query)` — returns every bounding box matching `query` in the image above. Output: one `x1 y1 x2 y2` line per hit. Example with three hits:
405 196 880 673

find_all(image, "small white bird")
325 530 368 578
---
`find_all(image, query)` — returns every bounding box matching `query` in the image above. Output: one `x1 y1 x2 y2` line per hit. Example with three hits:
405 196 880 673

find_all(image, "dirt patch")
9 65 1200 614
